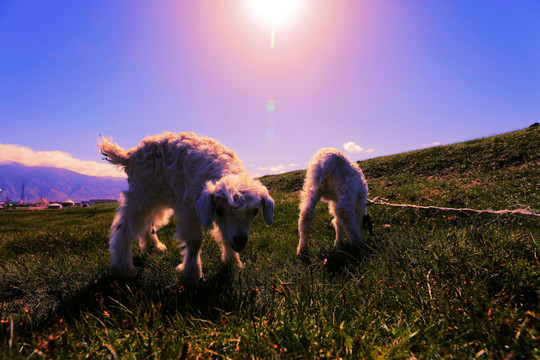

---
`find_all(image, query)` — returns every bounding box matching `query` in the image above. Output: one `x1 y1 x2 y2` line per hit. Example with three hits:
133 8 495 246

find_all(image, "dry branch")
367 197 540 218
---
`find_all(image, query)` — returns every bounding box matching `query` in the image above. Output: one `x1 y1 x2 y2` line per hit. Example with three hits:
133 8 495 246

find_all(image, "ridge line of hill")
259 126 540 199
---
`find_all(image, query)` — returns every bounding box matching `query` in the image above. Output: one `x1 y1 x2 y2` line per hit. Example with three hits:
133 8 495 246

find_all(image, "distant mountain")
0 163 126 203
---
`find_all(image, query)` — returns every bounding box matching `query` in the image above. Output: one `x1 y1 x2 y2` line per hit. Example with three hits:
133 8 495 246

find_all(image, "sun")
250 0 303 25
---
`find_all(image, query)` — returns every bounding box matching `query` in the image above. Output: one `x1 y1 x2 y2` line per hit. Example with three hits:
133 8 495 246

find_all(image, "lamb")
98 132 274 280
297 148 371 255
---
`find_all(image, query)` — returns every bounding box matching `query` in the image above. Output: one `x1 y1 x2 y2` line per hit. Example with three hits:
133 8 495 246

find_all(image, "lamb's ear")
196 191 215 227
261 195 274 226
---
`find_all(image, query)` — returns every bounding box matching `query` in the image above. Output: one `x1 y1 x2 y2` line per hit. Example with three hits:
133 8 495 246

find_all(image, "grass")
0 126 538 358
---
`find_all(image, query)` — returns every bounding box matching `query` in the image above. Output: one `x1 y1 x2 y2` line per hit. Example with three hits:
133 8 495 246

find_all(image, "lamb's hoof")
225 259 244 269
176 264 203 281
223 253 244 268
296 247 311 263
146 242 167 254
297 245 310 256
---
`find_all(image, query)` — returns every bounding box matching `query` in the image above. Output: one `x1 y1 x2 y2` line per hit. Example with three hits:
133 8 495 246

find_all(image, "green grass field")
1 126 538 358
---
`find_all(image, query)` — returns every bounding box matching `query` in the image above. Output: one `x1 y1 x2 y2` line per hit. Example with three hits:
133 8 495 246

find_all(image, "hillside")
260 125 540 211
0 163 126 202
0 126 538 358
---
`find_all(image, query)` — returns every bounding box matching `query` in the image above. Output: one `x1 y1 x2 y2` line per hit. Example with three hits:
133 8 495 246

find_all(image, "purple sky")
1 1 538 177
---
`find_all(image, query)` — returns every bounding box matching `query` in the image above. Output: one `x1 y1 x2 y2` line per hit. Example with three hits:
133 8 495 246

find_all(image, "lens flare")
266 99 276 112
250 0 302 25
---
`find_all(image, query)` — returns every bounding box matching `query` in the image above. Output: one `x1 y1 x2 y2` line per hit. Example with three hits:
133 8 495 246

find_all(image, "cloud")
343 141 374 154
344 141 363 153
0 143 126 178
255 163 301 177
422 141 441 148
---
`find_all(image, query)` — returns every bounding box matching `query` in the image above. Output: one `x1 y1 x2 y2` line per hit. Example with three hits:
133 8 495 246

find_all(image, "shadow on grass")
298 238 381 277
322 242 376 276
40 262 241 331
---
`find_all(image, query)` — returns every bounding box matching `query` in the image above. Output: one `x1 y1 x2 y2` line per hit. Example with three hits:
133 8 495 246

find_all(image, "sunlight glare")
250 0 302 25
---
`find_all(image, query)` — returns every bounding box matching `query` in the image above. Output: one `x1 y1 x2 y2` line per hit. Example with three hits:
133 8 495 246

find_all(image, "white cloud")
257 164 287 173
422 141 441 148
255 163 301 177
343 141 374 154
0 143 126 178
344 141 363 153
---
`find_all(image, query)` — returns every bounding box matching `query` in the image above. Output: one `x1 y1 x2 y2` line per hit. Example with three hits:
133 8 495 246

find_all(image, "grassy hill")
0 126 538 358
261 125 539 209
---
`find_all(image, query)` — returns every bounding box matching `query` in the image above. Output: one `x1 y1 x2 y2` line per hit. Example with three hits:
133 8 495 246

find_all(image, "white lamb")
98 132 274 280
297 148 371 255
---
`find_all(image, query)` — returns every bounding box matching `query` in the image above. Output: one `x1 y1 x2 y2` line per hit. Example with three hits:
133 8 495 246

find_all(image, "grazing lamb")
98 132 274 280
297 148 371 255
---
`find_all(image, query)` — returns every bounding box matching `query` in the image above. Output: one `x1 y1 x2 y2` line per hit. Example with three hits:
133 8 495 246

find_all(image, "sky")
0 0 539 178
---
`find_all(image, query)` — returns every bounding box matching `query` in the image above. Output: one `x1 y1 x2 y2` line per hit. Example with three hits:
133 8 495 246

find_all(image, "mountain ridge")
0 163 126 203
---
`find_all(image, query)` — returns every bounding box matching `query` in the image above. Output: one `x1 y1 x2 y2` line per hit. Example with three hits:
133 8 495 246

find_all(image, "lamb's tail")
98 136 130 167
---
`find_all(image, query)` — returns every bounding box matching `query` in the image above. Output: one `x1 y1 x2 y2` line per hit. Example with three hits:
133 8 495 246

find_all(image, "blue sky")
0 1 538 177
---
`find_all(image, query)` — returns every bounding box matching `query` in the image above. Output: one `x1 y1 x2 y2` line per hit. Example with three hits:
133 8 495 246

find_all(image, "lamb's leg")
175 210 204 280
212 227 243 267
329 202 345 246
109 195 148 277
297 191 320 255
355 201 369 243
139 208 172 254
140 227 168 254
334 199 364 246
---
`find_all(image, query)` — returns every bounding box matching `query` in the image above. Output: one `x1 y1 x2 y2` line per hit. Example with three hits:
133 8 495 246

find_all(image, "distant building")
89 199 118 204
62 199 75 207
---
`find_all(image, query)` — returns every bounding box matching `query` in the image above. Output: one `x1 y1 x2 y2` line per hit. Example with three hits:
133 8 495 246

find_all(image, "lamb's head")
195 174 274 252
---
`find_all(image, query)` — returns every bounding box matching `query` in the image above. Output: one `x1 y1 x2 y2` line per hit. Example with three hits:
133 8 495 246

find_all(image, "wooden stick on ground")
367 197 540 218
